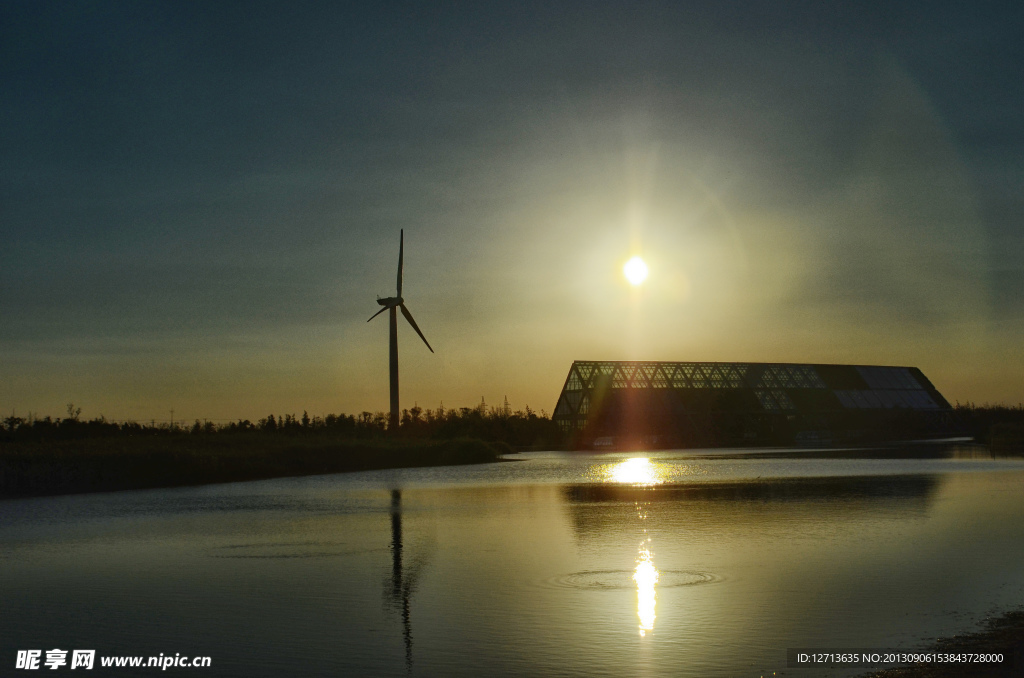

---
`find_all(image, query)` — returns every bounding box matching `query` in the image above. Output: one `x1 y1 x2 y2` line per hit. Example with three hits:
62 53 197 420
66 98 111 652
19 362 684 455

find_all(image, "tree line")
953 401 1024 447
5 400 1020 451
1 399 562 450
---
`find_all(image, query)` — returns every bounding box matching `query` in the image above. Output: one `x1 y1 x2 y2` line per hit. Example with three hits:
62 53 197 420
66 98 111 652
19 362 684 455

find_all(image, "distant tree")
2 413 24 433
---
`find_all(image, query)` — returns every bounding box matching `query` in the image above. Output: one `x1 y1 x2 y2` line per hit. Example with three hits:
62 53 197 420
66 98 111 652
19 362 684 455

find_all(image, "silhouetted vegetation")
0 401 560 499
1 399 559 447
954 402 1024 450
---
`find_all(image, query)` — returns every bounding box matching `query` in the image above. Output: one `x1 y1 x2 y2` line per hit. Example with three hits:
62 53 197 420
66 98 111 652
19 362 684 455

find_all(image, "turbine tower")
367 230 434 431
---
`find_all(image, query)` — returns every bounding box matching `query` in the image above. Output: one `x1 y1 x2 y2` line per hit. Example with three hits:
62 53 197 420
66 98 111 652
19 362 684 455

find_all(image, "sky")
2 1 1022 423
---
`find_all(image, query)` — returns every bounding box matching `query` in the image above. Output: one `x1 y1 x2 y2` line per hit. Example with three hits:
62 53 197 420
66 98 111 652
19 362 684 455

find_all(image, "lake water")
3 447 1024 677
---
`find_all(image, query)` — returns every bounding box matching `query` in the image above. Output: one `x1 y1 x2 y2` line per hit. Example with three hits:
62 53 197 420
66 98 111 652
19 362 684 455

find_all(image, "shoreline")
0 435 509 500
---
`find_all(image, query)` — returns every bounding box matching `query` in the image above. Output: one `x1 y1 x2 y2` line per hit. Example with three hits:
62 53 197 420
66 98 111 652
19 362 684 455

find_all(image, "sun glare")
634 545 659 635
607 457 666 486
623 256 648 285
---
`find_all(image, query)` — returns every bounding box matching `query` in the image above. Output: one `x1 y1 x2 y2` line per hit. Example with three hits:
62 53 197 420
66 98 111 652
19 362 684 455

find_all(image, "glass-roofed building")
552 361 961 448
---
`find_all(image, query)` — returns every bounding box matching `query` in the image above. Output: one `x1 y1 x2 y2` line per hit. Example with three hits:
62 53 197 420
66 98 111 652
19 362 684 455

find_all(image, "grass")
0 434 510 499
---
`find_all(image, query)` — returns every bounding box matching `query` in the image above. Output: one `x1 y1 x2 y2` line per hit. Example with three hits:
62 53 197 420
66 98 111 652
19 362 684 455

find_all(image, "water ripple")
549 569 722 590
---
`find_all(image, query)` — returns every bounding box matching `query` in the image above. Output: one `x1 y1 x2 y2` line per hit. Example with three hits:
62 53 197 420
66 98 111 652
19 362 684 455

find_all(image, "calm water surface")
3 447 1024 677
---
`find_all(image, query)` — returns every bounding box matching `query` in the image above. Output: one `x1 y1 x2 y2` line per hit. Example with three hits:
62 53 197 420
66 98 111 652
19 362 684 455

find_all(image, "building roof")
552 360 959 447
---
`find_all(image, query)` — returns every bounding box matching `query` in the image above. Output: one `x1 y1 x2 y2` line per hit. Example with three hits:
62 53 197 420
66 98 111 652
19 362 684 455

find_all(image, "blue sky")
2 1 1022 422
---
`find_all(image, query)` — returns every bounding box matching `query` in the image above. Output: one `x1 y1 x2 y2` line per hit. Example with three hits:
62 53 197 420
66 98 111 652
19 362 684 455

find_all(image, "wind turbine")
367 230 434 431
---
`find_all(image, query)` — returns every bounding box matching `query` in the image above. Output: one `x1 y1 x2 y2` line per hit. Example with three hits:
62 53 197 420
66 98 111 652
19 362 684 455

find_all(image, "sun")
624 256 648 286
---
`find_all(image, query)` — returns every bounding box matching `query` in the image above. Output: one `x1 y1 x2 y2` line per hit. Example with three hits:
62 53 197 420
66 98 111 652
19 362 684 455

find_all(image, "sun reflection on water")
606 457 667 486
599 459 666 635
634 542 659 635
631 499 660 637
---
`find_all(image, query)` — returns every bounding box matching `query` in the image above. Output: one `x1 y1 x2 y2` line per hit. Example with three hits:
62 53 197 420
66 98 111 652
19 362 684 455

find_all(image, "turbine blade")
396 229 404 297
400 303 433 353
367 306 389 322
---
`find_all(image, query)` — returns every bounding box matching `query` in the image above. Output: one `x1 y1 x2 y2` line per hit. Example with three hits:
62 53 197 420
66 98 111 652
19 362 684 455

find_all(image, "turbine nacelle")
367 228 434 349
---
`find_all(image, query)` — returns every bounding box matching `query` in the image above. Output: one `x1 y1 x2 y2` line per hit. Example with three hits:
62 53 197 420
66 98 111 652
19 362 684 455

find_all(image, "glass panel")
857 367 884 389
880 368 896 389
612 366 628 389
861 391 882 408
908 390 925 407
669 366 688 388
886 369 901 388
805 366 827 388
898 369 920 389
867 368 886 388
723 365 745 388
772 389 795 410
756 390 778 411
857 367 874 388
